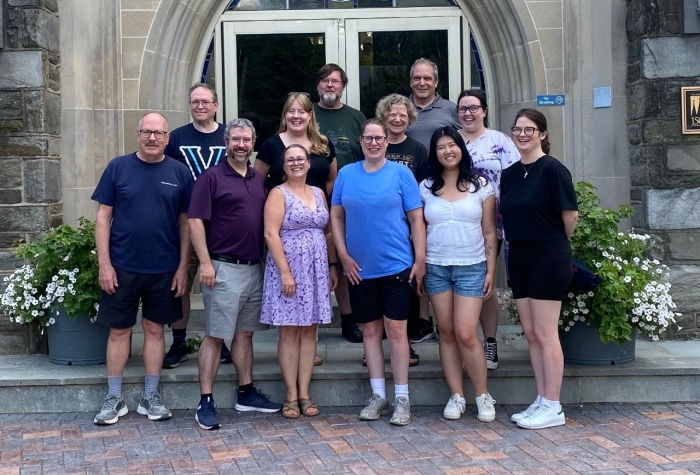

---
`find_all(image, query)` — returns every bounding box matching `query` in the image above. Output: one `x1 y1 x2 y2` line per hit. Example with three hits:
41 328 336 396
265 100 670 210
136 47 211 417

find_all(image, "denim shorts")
424 261 487 298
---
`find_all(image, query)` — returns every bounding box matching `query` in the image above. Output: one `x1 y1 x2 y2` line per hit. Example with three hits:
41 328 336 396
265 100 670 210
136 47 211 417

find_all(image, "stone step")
1 327 699 414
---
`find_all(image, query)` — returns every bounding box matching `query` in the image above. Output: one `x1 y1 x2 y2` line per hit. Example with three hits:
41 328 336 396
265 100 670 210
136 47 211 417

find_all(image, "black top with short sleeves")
500 154 577 242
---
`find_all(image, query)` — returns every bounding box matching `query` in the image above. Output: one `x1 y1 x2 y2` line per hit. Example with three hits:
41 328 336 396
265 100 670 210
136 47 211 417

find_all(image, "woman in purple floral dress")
261 144 338 419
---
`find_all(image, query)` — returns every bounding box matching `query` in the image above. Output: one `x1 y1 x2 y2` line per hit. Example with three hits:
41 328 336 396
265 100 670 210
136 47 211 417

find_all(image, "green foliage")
0 219 100 327
186 335 203 354
560 182 678 344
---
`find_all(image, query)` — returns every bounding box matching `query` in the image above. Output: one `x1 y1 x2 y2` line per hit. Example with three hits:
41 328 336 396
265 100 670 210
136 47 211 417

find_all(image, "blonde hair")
278 92 330 157
375 93 418 126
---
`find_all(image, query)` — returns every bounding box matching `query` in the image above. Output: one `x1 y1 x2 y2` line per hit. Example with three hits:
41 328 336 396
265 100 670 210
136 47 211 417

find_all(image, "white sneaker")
516 404 565 429
511 400 540 423
443 394 465 420
475 393 496 422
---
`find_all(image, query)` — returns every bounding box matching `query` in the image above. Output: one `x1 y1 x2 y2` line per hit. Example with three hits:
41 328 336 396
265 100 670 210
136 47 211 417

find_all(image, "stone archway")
138 0 545 130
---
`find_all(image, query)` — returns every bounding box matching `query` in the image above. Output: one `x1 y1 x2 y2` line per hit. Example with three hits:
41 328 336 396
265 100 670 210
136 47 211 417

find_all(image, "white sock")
459 396 467 405
394 384 409 401
370 378 386 400
536 395 544 406
542 397 561 412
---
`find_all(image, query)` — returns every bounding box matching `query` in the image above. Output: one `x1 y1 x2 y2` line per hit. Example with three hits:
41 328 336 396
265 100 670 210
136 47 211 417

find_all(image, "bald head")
136 112 170 162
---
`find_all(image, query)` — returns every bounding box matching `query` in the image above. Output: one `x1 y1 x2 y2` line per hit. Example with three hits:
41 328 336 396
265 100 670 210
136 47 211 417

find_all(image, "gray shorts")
201 260 269 340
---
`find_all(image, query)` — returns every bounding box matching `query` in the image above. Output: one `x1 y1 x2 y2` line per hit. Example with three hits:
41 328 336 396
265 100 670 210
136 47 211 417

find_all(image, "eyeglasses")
226 137 253 144
284 157 308 165
511 126 541 136
457 105 483 114
190 100 214 107
361 136 387 144
320 79 342 86
138 130 167 139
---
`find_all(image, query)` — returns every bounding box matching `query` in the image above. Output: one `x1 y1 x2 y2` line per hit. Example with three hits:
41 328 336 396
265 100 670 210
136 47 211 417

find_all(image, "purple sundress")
260 186 332 326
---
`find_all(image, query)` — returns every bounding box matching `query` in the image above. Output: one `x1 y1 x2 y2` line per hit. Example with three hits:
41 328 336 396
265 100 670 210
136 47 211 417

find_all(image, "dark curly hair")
426 126 482 196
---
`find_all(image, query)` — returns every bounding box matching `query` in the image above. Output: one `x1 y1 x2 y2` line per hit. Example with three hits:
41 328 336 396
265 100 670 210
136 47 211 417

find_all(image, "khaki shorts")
201 260 269 340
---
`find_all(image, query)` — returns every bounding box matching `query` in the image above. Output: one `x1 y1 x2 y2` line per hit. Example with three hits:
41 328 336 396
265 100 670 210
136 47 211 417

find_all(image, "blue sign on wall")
537 95 565 106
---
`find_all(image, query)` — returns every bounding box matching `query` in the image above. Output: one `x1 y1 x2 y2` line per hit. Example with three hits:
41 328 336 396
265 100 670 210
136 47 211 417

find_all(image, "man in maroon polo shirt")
188 118 281 430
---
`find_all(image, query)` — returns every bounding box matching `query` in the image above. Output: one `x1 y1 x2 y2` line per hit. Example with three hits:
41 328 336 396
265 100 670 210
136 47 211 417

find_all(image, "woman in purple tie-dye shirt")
457 89 520 371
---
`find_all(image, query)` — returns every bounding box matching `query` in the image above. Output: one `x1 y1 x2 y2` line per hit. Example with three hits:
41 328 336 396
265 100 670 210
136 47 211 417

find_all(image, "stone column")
627 0 700 335
0 0 60 354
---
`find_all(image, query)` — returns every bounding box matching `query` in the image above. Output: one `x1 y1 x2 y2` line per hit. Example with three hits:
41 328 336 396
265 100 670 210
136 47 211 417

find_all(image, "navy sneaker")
234 387 282 413
163 341 188 369
220 342 232 364
195 396 221 430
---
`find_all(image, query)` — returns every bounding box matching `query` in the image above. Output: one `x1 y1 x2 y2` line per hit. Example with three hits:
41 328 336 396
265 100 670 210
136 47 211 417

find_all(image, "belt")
209 253 260 265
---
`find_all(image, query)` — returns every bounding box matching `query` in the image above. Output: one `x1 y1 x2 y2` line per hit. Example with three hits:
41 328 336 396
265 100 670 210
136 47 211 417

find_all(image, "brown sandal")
282 400 300 419
299 398 319 417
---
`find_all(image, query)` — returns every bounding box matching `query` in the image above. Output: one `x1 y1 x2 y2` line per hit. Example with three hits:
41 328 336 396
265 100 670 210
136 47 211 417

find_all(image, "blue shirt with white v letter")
331 160 422 279
91 153 193 273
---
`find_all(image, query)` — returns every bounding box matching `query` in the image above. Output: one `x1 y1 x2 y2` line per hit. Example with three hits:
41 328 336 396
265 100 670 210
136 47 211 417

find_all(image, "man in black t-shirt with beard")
162 83 231 368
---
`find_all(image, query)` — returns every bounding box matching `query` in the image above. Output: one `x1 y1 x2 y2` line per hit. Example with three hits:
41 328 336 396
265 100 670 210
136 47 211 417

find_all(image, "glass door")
344 16 463 118
220 20 340 143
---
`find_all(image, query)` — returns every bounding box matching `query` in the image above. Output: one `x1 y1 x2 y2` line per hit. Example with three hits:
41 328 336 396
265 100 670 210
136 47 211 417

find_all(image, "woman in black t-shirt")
500 109 578 431
254 92 337 198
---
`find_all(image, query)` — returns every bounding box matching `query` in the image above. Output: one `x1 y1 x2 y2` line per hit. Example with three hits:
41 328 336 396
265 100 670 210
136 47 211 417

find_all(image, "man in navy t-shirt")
91 112 193 426
162 83 230 369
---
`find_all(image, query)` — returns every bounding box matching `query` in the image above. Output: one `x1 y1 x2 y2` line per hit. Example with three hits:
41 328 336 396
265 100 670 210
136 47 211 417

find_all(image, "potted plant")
500 181 680 365
0 218 108 365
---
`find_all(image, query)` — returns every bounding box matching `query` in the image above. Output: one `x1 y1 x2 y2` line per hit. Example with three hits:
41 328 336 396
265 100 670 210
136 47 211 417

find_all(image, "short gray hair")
410 58 439 82
375 94 418 126
224 118 256 143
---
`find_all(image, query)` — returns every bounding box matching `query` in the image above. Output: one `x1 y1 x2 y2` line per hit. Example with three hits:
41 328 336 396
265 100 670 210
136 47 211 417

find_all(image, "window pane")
236 34 326 143
357 30 449 119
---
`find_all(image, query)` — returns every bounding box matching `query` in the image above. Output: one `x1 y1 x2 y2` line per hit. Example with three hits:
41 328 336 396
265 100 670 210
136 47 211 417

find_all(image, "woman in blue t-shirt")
330 119 426 427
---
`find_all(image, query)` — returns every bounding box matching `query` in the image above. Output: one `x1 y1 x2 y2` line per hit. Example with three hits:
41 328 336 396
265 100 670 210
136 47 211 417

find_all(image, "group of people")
91 59 578 432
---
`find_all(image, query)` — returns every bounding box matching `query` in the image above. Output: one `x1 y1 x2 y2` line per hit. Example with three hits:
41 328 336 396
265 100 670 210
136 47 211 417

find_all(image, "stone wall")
0 0 60 354
627 0 700 334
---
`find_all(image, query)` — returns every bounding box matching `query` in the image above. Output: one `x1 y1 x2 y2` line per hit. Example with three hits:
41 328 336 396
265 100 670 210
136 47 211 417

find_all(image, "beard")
320 91 340 107
228 149 251 163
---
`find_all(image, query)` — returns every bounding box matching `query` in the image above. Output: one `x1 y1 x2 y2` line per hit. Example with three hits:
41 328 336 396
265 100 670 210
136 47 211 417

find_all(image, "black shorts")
348 268 412 324
97 267 183 329
508 240 572 301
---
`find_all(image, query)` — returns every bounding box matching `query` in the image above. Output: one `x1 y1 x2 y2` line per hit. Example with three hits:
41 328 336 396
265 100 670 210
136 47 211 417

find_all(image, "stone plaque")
681 86 700 134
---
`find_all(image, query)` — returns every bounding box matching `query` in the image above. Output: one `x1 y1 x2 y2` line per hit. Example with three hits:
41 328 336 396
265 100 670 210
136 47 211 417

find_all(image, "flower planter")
47 307 109 366
560 321 636 366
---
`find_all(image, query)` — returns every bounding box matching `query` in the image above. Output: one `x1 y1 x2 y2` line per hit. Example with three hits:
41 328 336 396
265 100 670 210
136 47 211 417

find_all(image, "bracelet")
329 262 339 268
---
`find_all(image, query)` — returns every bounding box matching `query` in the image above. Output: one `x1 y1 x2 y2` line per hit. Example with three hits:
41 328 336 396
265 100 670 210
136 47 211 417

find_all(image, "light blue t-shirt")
331 160 422 279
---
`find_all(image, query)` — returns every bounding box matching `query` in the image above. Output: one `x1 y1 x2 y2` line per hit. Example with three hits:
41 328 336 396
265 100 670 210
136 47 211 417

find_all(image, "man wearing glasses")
163 83 232 369
313 64 366 344
188 118 282 430
92 113 193 425
406 58 460 150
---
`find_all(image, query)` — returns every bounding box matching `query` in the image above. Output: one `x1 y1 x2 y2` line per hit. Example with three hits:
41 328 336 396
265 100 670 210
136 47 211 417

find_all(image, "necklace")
520 160 537 178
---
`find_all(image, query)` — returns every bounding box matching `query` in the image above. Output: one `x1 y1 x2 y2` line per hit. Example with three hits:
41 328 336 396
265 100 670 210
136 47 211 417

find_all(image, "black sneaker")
220 342 232 364
235 387 282 413
195 396 221 430
484 337 499 370
341 318 363 343
163 341 188 369
410 318 436 343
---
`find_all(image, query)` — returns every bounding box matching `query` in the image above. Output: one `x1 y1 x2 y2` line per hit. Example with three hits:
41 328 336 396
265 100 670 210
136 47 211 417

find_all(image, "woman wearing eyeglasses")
261 144 338 419
457 89 520 371
254 92 337 199
330 119 426 426
501 109 578 430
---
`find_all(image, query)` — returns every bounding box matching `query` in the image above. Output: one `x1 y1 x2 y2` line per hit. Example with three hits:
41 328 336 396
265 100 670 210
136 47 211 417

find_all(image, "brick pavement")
1 403 699 474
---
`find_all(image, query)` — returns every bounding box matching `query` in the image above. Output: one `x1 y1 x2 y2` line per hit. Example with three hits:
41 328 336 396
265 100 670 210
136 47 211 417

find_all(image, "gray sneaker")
390 397 411 426
136 391 172 421
94 394 128 425
359 394 390 421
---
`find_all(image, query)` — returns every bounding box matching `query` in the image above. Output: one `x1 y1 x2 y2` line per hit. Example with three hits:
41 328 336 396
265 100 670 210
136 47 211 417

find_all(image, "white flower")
567 293 574 298
595 262 602 269
588 291 594 297
624 276 632 283
641 265 648 271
